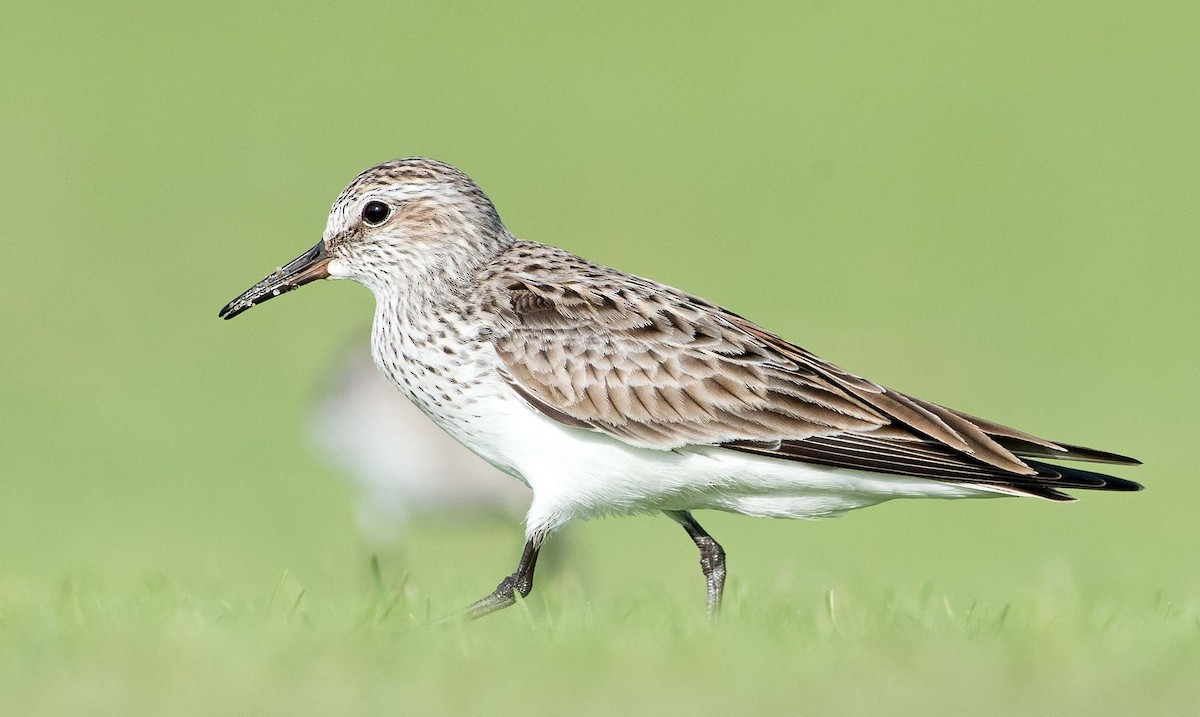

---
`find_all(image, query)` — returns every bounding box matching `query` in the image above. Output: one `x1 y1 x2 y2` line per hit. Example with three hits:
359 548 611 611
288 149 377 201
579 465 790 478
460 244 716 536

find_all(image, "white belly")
448 382 1002 539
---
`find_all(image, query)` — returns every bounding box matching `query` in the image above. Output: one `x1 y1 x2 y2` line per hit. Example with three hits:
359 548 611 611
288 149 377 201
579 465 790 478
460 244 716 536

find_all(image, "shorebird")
220 157 1142 619
311 345 530 545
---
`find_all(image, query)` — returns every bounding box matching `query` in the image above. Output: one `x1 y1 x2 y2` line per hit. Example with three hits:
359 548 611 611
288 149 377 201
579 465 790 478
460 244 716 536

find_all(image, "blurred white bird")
310 344 532 546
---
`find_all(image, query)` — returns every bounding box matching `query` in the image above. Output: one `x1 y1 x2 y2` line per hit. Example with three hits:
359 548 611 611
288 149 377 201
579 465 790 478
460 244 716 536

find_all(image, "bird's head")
219 157 508 320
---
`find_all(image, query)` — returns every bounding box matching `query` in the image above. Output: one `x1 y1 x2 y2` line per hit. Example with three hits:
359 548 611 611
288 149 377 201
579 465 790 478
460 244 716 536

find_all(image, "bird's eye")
361 200 392 227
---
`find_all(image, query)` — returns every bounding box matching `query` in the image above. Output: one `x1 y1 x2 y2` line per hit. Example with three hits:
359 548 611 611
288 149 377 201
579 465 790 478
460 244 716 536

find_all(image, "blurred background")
1 0 1197 713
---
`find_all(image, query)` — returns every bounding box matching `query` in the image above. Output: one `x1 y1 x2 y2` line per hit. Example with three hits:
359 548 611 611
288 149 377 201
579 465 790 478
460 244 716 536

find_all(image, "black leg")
466 537 542 619
666 510 726 619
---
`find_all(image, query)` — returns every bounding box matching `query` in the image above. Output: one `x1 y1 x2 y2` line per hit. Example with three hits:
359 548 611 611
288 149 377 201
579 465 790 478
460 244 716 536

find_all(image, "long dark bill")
219 242 331 320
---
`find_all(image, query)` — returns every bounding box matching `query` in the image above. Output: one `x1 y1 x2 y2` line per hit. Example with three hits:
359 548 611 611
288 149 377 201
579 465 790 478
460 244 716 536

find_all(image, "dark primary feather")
479 241 1143 500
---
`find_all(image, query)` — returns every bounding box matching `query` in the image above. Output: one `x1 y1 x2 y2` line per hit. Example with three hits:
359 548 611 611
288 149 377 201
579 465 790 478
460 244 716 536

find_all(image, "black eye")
361 200 392 227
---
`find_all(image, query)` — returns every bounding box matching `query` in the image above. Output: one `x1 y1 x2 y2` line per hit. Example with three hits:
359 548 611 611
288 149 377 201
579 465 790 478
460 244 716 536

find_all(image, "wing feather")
481 242 1141 496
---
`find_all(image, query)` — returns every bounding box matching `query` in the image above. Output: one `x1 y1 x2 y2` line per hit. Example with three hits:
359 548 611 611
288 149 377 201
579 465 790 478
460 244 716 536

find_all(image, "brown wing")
480 242 1141 496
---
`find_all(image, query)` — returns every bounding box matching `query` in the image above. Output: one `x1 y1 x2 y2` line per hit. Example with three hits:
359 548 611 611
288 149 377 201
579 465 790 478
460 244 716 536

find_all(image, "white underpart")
457 378 1001 539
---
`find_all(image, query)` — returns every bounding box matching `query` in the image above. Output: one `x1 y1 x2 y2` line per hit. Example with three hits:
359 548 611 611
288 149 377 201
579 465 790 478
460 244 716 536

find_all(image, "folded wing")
480 242 1142 499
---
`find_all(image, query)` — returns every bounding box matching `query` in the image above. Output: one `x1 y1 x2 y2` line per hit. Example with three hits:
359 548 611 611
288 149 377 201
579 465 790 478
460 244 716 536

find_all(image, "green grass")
2 521 1197 715
2 0 1199 713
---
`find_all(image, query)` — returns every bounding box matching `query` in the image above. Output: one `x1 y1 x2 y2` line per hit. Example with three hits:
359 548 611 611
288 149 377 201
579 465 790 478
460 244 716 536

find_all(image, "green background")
1 1 1196 713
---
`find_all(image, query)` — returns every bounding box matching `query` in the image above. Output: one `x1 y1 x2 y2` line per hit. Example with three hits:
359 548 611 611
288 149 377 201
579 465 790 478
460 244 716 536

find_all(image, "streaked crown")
324 158 511 289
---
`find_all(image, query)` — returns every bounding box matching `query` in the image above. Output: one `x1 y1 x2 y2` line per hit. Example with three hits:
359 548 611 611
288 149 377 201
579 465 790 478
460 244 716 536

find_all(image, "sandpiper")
311 346 530 545
220 157 1142 619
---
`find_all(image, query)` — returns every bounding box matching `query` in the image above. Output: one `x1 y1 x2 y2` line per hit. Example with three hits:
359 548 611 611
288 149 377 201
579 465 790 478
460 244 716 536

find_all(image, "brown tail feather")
996 438 1142 466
